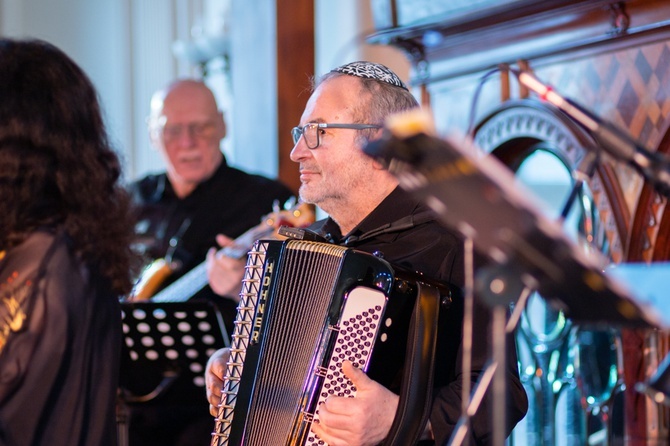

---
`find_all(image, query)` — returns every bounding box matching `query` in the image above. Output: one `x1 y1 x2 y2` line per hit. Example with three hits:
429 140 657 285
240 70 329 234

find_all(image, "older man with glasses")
205 61 528 446
127 78 294 446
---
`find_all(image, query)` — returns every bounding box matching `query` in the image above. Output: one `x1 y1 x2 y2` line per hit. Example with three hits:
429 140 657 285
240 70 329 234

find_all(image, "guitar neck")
150 244 248 303
145 202 314 303
150 261 209 303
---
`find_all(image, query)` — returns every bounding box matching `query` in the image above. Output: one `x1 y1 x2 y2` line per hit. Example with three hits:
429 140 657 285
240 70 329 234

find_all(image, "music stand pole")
117 389 129 446
450 233 521 446
492 304 507 446
449 148 600 446
449 262 533 446
460 237 475 432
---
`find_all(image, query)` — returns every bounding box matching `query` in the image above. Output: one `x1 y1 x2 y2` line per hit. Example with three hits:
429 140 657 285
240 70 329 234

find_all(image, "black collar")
316 187 435 246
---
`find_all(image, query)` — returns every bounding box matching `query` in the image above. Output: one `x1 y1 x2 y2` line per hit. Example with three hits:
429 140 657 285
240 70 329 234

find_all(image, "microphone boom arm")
510 67 670 197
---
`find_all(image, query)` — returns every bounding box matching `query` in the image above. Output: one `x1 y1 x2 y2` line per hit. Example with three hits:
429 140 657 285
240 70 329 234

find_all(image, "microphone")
510 67 670 197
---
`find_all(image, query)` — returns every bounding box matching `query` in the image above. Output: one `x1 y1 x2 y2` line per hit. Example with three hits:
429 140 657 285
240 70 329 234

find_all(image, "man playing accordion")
205 61 528 446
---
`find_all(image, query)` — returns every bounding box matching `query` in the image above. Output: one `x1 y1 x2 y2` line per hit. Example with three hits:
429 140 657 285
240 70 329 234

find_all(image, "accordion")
211 239 447 446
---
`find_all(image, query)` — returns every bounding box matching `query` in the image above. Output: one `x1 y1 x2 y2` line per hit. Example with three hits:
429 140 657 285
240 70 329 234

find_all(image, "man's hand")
206 347 231 416
311 361 399 446
206 234 246 299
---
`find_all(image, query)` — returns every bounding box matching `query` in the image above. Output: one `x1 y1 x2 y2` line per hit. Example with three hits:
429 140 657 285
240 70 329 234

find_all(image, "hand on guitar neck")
205 234 249 300
127 201 315 302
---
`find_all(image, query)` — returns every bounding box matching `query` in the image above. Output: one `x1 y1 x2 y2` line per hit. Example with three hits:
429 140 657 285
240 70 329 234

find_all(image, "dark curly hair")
0 38 139 296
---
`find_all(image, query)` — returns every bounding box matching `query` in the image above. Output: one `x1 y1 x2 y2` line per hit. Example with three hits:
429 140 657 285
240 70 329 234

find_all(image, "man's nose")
176 126 198 145
290 137 311 162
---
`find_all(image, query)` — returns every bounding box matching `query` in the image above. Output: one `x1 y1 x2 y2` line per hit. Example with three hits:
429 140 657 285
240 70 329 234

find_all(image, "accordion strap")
383 280 442 446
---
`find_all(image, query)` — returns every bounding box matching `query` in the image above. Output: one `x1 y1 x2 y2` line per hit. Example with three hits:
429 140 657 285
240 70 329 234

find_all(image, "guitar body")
129 258 178 301
127 202 315 302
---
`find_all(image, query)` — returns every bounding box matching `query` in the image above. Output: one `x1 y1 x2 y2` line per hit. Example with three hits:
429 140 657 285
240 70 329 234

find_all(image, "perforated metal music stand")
117 300 230 446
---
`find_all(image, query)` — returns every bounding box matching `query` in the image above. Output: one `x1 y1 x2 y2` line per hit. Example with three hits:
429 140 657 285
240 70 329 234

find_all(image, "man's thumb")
342 360 370 390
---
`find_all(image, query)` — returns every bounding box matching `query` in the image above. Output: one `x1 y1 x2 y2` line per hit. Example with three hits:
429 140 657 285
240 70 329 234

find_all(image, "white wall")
0 0 136 179
0 0 211 183
227 0 277 177
315 0 410 83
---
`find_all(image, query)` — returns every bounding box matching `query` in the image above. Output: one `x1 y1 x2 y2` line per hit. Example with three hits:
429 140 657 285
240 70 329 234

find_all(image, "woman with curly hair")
0 38 139 446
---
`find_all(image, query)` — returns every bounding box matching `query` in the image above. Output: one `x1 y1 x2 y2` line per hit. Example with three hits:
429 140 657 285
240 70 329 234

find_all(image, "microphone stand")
510 66 670 198
448 138 602 446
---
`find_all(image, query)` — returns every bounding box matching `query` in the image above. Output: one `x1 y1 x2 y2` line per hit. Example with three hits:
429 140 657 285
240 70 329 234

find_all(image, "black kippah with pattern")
331 61 409 91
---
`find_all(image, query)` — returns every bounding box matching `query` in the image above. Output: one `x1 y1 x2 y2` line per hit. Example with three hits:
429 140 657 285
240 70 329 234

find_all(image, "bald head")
149 79 220 123
147 79 226 198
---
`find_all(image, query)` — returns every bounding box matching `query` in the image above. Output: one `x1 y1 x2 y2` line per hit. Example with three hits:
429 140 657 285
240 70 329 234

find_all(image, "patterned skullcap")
331 61 408 91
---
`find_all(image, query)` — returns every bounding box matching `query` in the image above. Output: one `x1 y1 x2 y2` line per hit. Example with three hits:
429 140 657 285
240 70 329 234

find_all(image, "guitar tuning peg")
283 196 297 210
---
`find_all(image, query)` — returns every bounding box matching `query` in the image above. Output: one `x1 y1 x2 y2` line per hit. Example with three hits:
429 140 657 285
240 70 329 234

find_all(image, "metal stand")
364 115 660 445
448 258 530 446
448 148 602 446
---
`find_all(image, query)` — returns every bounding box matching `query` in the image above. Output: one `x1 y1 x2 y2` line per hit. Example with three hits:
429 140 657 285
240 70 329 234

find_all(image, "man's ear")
369 128 387 170
147 126 160 149
218 111 227 139
146 114 163 149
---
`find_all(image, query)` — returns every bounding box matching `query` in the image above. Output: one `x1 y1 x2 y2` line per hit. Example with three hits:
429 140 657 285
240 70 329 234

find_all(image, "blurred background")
0 0 408 186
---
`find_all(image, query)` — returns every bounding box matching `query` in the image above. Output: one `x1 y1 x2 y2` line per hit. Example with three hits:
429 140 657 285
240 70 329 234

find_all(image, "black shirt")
310 186 528 445
126 160 294 446
129 160 295 326
130 159 295 278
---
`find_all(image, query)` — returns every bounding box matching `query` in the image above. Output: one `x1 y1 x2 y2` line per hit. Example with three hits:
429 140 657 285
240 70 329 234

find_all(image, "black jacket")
310 186 528 445
130 159 294 276
129 159 294 331
0 229 121 446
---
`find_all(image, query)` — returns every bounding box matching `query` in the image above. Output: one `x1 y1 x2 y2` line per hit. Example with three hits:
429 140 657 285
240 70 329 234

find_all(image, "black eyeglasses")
291 123 382 149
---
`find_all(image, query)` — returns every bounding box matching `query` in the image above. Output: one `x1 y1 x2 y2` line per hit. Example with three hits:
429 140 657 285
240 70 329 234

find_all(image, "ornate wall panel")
418 40 670 446
624 120 670 444
530 41 670 220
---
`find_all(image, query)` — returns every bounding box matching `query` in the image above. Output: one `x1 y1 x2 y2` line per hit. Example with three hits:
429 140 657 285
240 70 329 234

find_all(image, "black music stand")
117 300 230 446
364 117 661 445
365 126 660 328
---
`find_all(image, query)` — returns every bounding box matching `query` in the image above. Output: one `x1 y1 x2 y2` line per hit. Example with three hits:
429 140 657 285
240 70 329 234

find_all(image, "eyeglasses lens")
162 122 215 142
292 124 320 149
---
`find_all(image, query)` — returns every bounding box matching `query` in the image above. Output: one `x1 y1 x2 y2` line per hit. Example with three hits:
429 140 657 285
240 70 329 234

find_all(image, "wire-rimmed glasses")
148 115 219 143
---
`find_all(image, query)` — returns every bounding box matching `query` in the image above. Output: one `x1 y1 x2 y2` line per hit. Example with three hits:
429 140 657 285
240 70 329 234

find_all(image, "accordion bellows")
211 239 443 446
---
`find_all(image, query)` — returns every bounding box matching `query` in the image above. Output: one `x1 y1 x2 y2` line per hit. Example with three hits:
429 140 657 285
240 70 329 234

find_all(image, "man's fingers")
317 397 356 426
310 418 347 446
205 348 230 408
207 377 222 405
216 233 234 248
206 247 217 263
